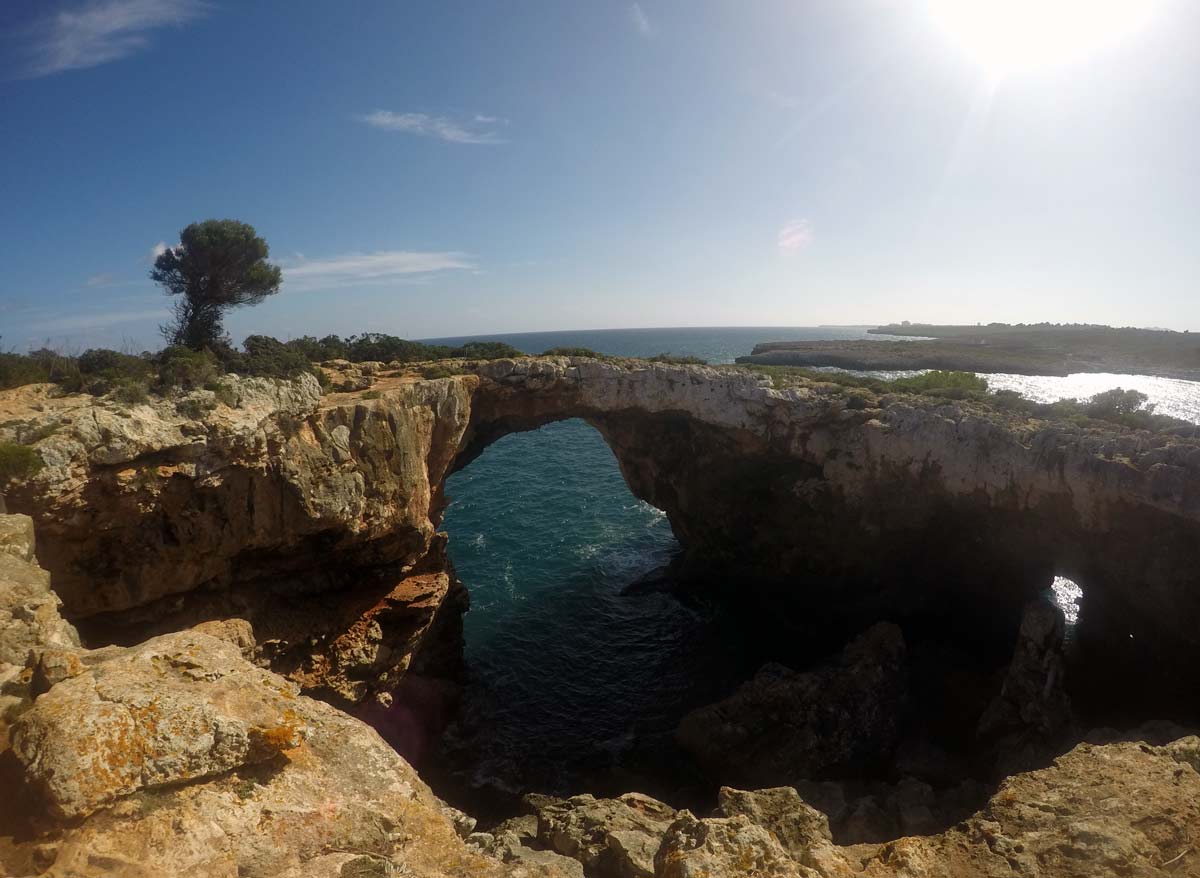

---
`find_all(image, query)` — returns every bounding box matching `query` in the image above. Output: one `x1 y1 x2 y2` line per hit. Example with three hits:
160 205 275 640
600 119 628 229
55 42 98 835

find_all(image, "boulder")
0 513 36 562
470 819 586 878
11 630 308 819
715 787 851 876
855 738 1200 877
677 623 907 787
977 599 1073 774
531 792 679 878
654 811 817 878
0 539 80 668
9 693 524 878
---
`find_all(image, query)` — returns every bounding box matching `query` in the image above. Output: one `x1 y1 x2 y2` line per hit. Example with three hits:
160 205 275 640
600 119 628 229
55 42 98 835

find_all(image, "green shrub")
209 382 238 408
844 388 874 410
282 335 339 362
1084 388 1149 419
27 349 82 391
156 346 221 390
544 346 606 358
420 364 458 380
361 389 383 400
272 333 528 365
648 353 708 365
455 341 524 360
0 352 54 390
234 335 315 379
112 379 150 404
0 442 42 483
74 349 155 395
175 396 217 418
888 370 989 397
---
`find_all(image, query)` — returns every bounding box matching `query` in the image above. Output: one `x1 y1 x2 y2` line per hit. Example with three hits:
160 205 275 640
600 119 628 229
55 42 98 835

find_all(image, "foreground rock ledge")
2 476 1200 874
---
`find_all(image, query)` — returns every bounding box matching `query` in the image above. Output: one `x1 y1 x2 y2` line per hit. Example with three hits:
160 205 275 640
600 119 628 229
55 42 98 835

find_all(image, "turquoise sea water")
430 327 1199 796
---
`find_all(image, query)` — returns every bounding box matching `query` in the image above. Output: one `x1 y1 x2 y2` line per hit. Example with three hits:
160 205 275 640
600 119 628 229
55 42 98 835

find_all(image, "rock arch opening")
426 418 764 816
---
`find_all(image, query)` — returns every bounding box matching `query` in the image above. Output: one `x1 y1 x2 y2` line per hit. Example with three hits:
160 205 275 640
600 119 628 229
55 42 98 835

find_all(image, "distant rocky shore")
738 323 1200 379
3 356 1200 876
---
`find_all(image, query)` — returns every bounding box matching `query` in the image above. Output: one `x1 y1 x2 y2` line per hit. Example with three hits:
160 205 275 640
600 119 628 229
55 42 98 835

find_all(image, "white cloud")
26 306 168 333
148 241 169 262
777 219 813 251
629 3 654 37
282 250 474 291
359 110 506 144
85 273 116 287
23 0 208 78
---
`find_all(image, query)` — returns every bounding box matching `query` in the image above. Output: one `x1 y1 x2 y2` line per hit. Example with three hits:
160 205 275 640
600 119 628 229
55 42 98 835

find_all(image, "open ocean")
427 327 1200 795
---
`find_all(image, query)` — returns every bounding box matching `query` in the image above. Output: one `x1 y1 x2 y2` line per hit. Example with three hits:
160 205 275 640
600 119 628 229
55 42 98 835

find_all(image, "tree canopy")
151 219 282 349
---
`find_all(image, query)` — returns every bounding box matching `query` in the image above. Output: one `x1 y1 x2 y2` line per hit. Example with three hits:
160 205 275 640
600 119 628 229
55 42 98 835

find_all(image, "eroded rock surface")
11 630 308 819
676 623 907 788
5 357 1200 709
1 346 1199 878
0 521 573 876
529 792 679 878
976 598 1075 776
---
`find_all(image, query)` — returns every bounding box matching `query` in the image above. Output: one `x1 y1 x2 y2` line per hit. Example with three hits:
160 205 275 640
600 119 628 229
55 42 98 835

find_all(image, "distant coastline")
737 323 1200 381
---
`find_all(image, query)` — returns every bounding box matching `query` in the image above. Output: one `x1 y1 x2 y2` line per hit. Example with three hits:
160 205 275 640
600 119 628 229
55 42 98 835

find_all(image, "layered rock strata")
513 748 1200 878
4 357 1200 710
0 518 571 877
676 622 908 788
2 347 1200 876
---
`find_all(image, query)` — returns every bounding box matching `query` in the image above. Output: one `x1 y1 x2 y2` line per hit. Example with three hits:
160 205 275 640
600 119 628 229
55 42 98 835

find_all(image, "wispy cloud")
85 273 117 287
282 250 475 291
359 110 506 144
22 0 208 78
777 219 813 251
26 306 168 334
629 3 654 37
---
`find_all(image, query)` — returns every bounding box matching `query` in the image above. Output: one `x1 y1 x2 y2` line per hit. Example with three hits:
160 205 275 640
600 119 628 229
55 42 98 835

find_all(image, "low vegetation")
0 333 528 399
0 335 1181 434
745 364 1181 430
648 353 708 365
991 386 1181 431
746 365 987 398
0 442 42 483
542 346 608 358
282 334 524 363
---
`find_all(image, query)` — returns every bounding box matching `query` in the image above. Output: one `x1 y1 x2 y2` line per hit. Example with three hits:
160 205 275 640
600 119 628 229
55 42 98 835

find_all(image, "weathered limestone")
676 623 907 788
654 811 815 878
0 525 574 877
714 787 851 876
529 792 680 878
853 738 1200 877
11 630 309 819
3 507 1199 875
4 358 1200 706
0 515 79 669
976 599 1075 775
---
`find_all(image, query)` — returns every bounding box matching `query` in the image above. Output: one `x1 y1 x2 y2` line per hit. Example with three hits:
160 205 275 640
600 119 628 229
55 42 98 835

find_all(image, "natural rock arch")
3 357 1200 717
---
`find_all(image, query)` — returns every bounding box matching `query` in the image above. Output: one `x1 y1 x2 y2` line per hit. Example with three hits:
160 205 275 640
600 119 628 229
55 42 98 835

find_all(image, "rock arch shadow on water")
429 418 764 812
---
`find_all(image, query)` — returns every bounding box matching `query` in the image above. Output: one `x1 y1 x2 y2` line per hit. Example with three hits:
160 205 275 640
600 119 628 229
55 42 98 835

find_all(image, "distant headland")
738 322 1200 380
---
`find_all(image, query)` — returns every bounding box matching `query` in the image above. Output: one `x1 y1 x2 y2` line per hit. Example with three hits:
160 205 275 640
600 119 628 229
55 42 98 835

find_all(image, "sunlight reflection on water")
1049 576 1083 625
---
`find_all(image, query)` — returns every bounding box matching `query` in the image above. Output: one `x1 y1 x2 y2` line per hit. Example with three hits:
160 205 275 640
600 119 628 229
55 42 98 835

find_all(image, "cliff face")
4 359 1200 876
4 356 1200 708
4 512 1200 877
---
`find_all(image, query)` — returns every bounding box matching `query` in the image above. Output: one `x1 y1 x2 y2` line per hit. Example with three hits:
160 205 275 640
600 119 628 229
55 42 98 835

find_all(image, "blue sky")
1 0 1197 350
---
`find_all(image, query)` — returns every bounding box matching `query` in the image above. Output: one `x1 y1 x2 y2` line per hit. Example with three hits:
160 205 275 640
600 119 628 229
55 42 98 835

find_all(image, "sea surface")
430 327 1199 795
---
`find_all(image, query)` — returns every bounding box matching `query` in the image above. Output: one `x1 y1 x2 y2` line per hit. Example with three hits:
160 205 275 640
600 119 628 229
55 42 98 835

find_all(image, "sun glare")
927 0 1159 75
